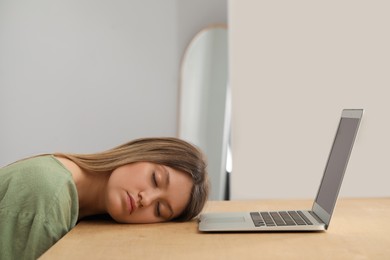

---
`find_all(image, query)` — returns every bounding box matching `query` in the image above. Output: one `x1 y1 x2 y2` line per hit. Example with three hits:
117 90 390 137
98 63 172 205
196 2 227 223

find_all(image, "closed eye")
152 173 161 217
156 202 161 217
152 172 158 187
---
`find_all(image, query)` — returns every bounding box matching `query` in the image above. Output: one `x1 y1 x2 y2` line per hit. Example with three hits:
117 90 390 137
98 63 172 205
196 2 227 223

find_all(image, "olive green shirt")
0 155 79 259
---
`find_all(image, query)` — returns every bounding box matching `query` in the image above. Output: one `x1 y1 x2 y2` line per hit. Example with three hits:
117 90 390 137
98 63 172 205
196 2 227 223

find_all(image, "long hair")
55 137 209 221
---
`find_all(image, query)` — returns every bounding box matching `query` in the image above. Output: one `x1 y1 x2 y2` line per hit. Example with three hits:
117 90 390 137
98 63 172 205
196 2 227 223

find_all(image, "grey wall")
0 0 227 166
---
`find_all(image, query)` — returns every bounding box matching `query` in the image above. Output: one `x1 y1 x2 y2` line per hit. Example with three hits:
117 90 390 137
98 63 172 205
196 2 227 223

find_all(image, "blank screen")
315 117 360 214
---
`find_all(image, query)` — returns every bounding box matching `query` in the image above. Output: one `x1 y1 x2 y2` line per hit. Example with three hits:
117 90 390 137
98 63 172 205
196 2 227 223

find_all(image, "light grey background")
230 0 390 199
0 0 227 166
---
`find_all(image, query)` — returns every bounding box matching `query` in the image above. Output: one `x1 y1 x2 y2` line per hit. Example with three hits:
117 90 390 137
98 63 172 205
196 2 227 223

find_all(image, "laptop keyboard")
250 211 313 227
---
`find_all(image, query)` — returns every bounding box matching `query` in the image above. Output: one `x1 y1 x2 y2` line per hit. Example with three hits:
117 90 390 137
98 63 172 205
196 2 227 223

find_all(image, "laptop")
199 109 363 232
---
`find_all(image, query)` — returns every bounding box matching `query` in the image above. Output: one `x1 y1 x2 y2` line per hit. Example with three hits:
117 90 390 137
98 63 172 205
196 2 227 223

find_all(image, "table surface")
40 198 390 260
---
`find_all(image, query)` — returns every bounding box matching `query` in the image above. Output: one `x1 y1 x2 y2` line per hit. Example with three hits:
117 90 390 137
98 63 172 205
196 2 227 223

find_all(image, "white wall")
229 0 390 199
0 0 227 166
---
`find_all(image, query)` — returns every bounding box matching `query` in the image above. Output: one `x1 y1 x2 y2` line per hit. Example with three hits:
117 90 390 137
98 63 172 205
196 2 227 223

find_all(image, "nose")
138 189 160 208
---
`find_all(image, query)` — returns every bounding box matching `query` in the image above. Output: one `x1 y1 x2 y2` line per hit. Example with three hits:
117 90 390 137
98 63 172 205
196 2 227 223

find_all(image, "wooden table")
40 198 390 259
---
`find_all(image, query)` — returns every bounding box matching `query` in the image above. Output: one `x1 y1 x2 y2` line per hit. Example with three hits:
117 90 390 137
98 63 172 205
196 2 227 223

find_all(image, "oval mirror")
178 25 230 200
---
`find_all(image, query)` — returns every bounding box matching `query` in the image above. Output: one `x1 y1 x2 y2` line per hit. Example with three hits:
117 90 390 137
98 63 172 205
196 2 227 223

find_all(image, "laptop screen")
314 116 361 215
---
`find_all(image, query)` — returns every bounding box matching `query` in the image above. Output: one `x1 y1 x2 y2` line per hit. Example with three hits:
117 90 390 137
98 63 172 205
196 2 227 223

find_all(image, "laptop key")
288 211 307 225
270 212 287 226
279 211 297 225
260 212 276 226
250 212 265 227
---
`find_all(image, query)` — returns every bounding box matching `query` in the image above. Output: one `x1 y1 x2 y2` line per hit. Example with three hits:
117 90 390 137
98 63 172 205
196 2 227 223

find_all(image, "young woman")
0 137 209 259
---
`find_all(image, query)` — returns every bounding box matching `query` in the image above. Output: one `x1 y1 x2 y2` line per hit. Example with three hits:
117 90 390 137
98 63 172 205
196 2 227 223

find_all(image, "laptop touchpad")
206 216 246 223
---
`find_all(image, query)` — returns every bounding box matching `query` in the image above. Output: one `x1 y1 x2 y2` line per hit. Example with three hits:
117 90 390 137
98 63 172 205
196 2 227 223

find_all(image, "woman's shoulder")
1 155 73 182
0 155 78 215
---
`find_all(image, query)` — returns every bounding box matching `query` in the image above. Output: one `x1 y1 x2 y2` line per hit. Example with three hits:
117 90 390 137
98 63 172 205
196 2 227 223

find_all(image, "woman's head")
58 137 209 222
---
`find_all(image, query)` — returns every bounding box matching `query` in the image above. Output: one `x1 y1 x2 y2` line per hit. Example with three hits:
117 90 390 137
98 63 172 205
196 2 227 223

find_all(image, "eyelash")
152 172 158 187
156 202 161 217
152 172 161 217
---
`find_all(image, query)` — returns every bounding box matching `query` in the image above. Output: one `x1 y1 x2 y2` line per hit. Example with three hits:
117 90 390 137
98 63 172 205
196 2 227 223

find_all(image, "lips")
126 192 135 214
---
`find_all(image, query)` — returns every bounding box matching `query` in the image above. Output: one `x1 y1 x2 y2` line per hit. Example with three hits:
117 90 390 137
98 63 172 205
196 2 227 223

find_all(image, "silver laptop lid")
312 109 363 228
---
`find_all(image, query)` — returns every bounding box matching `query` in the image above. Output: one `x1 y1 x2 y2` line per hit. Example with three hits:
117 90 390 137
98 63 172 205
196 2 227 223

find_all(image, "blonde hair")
55 137 209 221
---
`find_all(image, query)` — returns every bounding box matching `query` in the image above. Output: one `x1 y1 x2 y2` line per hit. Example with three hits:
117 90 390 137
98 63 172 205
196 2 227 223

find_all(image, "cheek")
105 189 125 223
